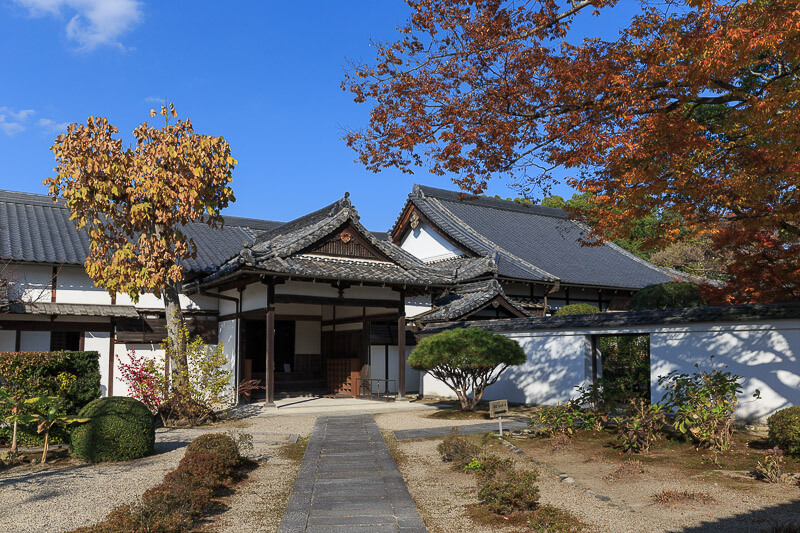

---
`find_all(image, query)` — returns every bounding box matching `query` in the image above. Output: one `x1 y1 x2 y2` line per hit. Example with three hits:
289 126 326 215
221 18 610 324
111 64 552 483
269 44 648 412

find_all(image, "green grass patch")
278 437 308 462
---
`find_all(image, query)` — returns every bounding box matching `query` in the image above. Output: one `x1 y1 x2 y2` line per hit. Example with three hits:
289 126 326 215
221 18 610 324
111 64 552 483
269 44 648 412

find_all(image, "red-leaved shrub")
71 434 243 533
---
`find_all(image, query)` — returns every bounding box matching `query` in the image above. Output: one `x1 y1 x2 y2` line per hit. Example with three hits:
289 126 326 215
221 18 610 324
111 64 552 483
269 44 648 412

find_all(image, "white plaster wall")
295 321 321 354
218 320 238 401
417 318 800 420
218 290 238 316
84 331 111 397
276 281 339 299
345 285 400 300
0 330 14 351
381 346 420 394
400 221 464 262
369 346 387 391
56 266 111 304
19 331 50 351
113 343 164 397
649 320 800 422
405 294 432 318
11 265 52 303
419 331 589 404
115 291 218 311
241 285 267 312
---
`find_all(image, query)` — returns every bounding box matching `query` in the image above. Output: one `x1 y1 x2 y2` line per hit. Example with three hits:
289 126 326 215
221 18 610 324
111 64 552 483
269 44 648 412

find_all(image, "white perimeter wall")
649 320 800 422
419 331 590 405
419 318 800 422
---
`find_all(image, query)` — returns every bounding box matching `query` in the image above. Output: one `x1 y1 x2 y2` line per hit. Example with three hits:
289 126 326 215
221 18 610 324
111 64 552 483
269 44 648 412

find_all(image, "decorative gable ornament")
339 230 352 243
409 211 421 229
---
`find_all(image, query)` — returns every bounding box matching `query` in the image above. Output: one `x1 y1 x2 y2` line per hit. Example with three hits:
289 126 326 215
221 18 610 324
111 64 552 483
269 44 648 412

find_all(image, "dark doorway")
275 320 295 372
595 334 651 407
244 319 266 375
51 331 80 351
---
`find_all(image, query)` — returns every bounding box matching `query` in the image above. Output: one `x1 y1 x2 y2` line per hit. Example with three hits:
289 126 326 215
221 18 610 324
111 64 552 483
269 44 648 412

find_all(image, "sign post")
488 399 509 437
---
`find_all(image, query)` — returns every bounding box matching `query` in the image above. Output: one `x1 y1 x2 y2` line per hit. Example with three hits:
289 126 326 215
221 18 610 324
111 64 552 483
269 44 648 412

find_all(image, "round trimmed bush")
185 433 240 467
768 406 800 456
71 396 155 462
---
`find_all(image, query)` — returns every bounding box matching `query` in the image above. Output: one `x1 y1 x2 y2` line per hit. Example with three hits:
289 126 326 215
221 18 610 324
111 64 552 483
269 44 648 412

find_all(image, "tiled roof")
399 185 674 289
204 195 463 287
0 189 283 273
421 302 800 334
7 301 139 317
200 194 513 288
411 279 531 323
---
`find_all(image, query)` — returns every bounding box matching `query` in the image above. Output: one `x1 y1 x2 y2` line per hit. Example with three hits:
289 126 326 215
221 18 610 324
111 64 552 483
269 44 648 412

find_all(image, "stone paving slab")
391 420 528 441
278 414 428 533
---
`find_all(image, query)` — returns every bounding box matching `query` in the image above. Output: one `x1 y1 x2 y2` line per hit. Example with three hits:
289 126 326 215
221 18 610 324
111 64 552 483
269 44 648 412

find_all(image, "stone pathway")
278 414 427 533
392 419 528 441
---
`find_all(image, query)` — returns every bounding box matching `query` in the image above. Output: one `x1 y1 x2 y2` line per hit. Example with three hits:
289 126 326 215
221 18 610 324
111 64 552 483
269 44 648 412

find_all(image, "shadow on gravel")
677 499 800 532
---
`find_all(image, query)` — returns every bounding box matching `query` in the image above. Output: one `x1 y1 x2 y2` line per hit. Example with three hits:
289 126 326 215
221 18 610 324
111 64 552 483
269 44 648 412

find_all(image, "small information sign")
489 399 509 418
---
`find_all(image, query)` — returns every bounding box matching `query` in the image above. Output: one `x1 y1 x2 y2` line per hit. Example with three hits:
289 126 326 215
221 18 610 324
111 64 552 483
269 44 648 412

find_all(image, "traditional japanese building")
0 184 675 403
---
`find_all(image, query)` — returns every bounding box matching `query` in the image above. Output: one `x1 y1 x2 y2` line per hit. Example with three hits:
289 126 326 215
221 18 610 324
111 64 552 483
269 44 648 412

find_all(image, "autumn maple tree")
45 104 236 378
344 0 800 303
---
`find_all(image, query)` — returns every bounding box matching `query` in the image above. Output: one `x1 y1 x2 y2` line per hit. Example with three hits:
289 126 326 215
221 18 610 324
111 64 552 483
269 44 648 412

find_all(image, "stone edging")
500 438 635 513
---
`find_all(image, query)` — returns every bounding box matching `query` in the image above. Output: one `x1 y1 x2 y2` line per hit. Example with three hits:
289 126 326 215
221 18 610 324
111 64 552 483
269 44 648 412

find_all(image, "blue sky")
0 1 637 231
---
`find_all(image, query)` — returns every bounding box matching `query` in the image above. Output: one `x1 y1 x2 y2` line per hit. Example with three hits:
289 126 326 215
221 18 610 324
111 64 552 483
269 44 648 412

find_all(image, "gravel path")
0 410 315 533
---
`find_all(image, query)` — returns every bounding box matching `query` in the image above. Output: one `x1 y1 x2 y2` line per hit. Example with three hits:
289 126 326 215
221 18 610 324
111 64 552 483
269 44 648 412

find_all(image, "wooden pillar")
397 313 406 399
265 283 276 406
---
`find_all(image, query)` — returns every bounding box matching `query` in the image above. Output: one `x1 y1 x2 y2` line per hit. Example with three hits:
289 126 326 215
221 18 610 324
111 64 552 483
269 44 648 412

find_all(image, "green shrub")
768 406 800 456
530 404 577 437
629 282 706 310
0 350 100 445
437 429 481 470
553 304 600 316
70 397 155 462
409 328 526 410
185 433 240 468
478 468 540 515
658 359 748 451
613 399 666 454
464 453 514 481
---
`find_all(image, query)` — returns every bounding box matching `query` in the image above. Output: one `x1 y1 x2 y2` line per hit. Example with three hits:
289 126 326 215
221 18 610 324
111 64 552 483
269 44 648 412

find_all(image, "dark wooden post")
265 283 276 406
397 313 406 399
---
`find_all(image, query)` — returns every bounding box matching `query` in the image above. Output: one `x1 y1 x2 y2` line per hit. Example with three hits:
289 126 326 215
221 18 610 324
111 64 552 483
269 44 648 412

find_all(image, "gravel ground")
203 414 317 533
381 410 800 533
0 408 316 533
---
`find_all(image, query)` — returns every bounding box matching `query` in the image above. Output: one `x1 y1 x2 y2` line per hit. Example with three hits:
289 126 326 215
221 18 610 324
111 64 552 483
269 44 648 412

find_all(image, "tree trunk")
41 431 49 464
11 419 18 453
163 281 188 389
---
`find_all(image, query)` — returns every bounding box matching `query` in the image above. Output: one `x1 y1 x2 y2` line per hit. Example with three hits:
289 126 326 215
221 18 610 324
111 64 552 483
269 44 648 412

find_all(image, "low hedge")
73 433 243 533
0 350 101 445
768 406 800 456
71 397 155 462
553 304 600 316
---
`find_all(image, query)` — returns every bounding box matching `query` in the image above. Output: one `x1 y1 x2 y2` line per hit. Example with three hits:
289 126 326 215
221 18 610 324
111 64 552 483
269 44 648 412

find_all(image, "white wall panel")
0 330 15 351
56 266 111 304
19 331 50 351
12 265 52 303
85 331 111 397
400 221 463 262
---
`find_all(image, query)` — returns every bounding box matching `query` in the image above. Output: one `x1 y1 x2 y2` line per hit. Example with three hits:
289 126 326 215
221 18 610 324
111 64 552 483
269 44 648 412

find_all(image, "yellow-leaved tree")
45 104 236 383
